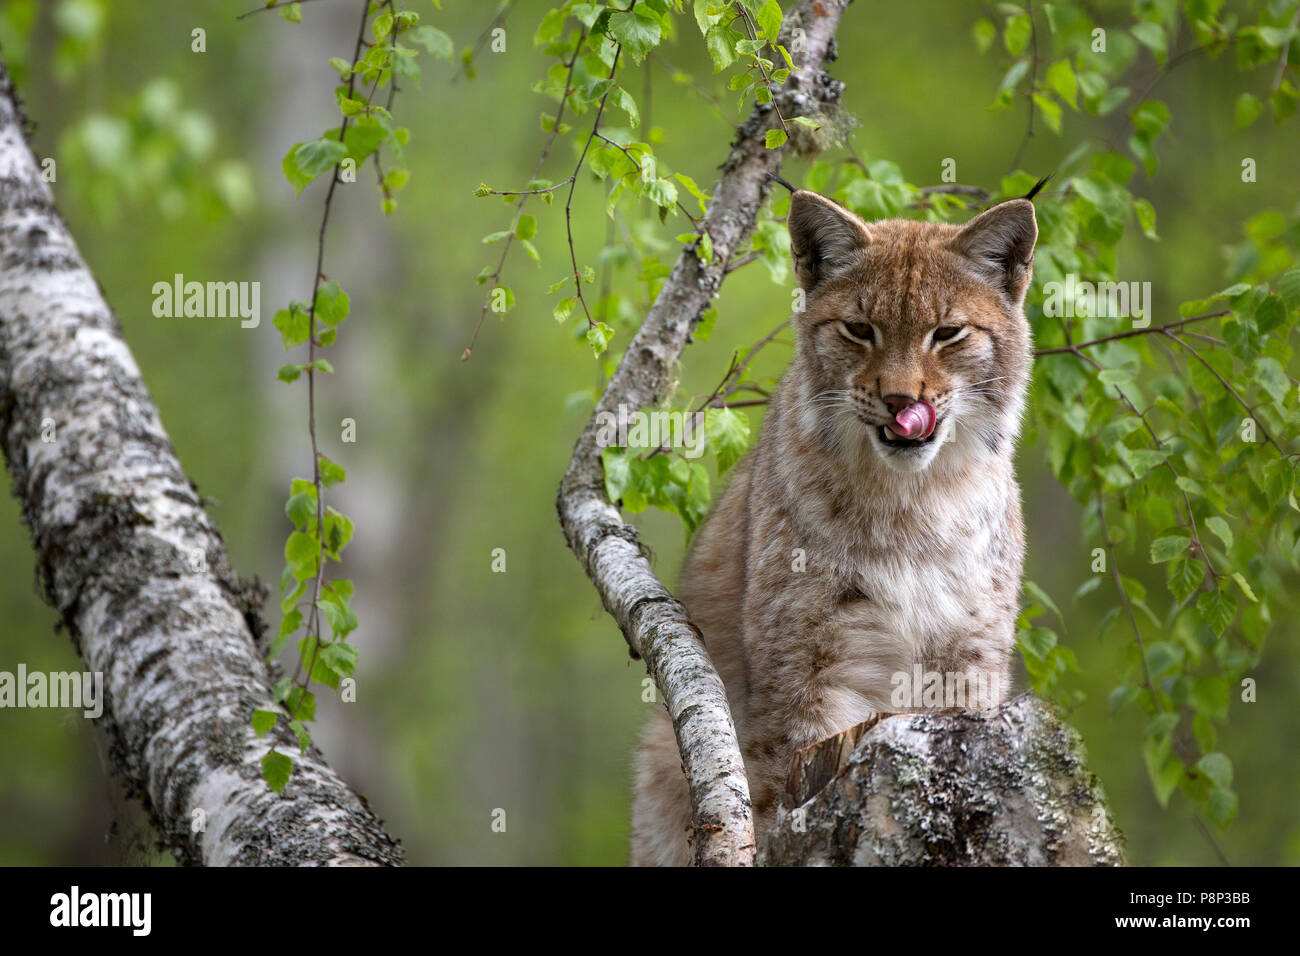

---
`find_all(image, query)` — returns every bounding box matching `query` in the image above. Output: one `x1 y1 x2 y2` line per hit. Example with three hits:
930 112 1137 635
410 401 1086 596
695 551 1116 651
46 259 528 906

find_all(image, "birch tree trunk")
759 695 1127 866
0 56 402 866
556 0 852 866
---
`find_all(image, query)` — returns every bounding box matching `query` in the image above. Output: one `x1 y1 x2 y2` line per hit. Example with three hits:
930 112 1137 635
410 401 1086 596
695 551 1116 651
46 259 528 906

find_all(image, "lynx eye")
839 320 876 345
932 325 964 344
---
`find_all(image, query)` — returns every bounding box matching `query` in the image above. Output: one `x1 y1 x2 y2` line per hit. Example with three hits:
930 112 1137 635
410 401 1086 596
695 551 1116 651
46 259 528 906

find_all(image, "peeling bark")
0 56 402 865
758 695 1126 866
556 0 851 866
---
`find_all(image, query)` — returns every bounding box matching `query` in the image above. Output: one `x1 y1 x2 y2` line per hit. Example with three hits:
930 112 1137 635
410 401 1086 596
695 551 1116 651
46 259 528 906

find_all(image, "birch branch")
0 56 403 866
759 695 1127 866
556 0 851 867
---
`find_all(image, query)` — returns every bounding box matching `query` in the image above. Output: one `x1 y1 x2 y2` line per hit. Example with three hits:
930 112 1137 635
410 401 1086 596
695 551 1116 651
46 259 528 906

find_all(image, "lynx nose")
881 393 918 416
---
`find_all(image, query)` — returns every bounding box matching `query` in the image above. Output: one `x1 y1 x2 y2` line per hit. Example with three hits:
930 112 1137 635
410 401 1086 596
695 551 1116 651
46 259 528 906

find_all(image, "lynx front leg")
629 708 693 867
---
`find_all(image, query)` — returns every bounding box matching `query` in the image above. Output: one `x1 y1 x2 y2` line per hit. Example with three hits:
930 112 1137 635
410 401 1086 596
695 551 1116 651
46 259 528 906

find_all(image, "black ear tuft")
787 190 871 292
1023 174 1052 201
948 199 1038 305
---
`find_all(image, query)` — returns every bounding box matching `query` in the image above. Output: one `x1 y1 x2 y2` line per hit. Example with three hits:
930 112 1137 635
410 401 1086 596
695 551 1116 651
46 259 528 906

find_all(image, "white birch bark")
0 58 403 866
556 0 851 867
759 696 1127 866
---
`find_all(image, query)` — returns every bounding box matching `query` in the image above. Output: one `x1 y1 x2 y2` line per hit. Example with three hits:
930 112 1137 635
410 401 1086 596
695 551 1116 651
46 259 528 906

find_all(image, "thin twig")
236 0 331 21
289 0 375 708
1160 329 1281 453
1032 311 1229 355
1271 5 1300 94
1008 0 1038 170
451 0 514 84
463 28 585 359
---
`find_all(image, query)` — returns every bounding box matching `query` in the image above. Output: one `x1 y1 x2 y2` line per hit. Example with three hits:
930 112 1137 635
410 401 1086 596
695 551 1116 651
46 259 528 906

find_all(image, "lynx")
629 188 1038 866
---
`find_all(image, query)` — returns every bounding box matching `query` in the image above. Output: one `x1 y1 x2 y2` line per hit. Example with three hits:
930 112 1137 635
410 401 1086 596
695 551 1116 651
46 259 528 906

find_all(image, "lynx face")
788 191 1037 473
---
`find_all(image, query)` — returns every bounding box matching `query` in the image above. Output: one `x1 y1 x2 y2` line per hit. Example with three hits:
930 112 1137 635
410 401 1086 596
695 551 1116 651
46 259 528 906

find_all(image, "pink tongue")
887 400 937 440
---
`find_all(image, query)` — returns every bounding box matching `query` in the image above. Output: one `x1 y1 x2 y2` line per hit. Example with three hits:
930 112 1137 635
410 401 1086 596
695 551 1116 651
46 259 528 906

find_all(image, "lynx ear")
949 198 1038 305
788 190 871 292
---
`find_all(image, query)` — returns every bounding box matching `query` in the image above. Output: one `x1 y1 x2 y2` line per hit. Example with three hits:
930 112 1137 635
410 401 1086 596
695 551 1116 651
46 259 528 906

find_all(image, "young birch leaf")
1196 588 1236 636
705 407 750 473
262 750 293 793
250 709 278 736
607 10 660 62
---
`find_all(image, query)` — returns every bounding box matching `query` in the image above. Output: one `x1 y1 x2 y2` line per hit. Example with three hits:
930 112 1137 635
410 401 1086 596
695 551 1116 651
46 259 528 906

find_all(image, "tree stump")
758 694 1126 866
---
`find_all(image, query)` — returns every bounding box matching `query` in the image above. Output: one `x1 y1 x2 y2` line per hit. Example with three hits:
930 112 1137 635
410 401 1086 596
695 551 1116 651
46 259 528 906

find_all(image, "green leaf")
705 24 736 72
1131 99 1171 137
1149 535 1189 563
705 406 750 473
1206 787 1237 827
288 719 311 753
1143 733 1182 807
323 507 353 557
1190 675 1228 719
320 641 359 678
1046 60 1077 108
755 0 783 40
1032 92 1062 133
285 491 315 529
607 9 661 62
1252 356 1291 404
1235 92 1263 128
285 530 318 581
765 128 788 149
407 25 453 60
645 177 678 210
1196 587 1236 635
1023 580 1064 627
261 749 293 792
277 363 302 383
1278 267 1300 308
1167 559 1204 604
1197 752 1233 790
1004 14 1031 56
973 17 996 53
319 456 347 487
274 307 310 348
1133 198 1158 239
314 280 350 326
1130 22 1167 61
250 709 278 736
587 321 614 356
611 87 640 127
674 172 710 214
282 139 347 196
1203 516 1233 551
1017 626 1057 660
1230 572 1258 603
318 599 358 640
